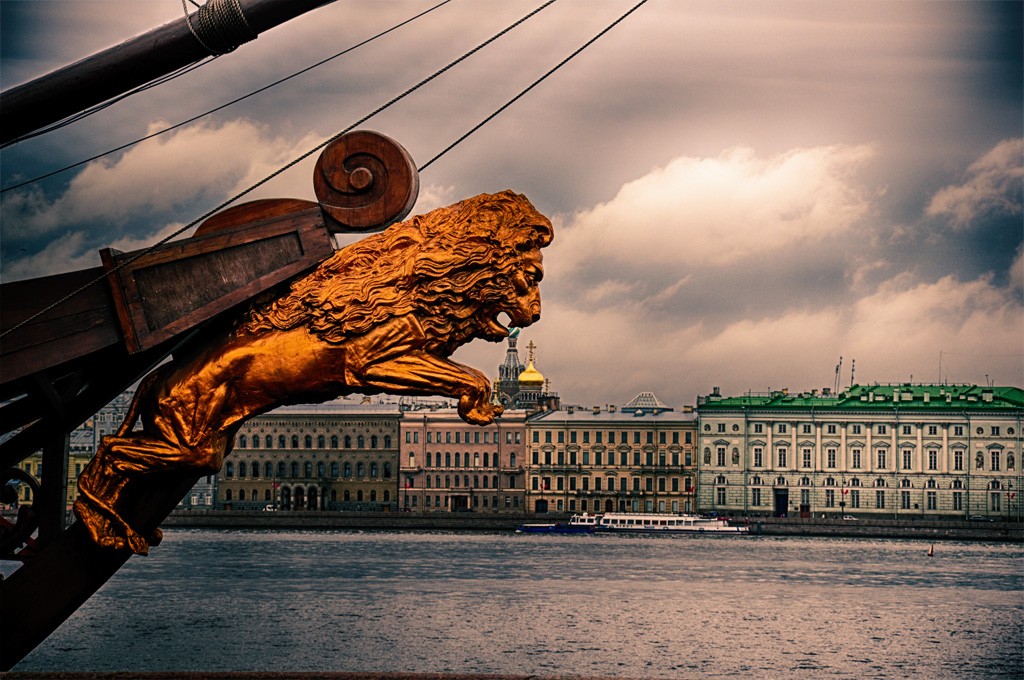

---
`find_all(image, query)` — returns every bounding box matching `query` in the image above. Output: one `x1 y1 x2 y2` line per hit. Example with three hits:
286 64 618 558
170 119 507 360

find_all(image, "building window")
878 425 887 435
826 449 836 468
825 489 835 508
900 491 911 510
992 426 1001 436
716 487 726 505
928 425 938 436
876 449 887 469
927 450 937 470
852 449 862 469
991 492 1001 512
851 425 861 435
752 488 762 506
802 449 812 468
850 489 860 509
902 450 912 470
225 462 234 478
802 424 812 435
778 424 788 434
926 491 936 510
777 448 788 467
753 448 763 468
902 425 912 436
876 490 886 509
717 447 726 467
827 424 837 435
992 451 1001 472
953 491 963 511
953 426 964 436
954 450 964 471
717 423 726 433
753 423 763 434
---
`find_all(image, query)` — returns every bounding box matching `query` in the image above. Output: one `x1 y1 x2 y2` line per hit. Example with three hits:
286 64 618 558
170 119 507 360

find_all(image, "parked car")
967 515 993 522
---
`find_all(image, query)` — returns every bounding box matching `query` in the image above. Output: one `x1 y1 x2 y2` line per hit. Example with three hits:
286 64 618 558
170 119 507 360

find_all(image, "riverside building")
220 402 401 511
398 409 528 512
525 393 698 514
695 384 1024 521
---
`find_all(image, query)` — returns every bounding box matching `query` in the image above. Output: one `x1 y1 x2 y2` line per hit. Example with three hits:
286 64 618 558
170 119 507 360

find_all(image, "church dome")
518 360 545 387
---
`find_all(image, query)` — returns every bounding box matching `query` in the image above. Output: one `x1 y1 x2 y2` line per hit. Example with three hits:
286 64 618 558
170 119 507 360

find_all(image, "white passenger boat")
515 513 599 534
594 512 749 534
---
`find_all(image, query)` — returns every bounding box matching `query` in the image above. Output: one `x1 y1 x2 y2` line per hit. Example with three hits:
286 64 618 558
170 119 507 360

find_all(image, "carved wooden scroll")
314 130 419 232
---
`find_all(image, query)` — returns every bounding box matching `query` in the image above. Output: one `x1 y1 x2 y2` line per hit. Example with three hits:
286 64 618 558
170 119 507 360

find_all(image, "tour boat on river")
594 512 749 534
515 513 599 534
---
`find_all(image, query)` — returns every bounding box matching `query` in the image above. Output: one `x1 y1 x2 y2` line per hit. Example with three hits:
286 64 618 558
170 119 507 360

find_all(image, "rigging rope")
0 0 557 340
419 0 649 172
0 0 454 190
183 0 256 55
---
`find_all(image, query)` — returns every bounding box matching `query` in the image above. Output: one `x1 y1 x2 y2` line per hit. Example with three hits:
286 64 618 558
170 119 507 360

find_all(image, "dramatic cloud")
452 141 1023 407
0 119 321 279
3 1 1021 405
554 144 873 271
927 138 1024 229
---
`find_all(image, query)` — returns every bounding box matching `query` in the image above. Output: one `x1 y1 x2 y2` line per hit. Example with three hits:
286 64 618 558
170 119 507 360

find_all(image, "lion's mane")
237 190 553 344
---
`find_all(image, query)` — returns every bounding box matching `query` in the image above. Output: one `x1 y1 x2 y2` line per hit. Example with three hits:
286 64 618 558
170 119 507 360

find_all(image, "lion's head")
239 190 553 353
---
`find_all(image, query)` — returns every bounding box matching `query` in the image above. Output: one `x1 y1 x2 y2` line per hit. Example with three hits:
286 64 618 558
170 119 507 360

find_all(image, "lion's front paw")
458 396 502 425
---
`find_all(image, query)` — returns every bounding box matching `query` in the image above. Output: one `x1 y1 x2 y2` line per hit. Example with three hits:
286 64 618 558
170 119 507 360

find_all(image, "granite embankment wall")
162 510 1023 542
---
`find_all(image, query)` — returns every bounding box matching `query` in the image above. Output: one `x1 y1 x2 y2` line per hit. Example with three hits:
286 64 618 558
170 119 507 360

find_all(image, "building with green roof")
695 384 1023 521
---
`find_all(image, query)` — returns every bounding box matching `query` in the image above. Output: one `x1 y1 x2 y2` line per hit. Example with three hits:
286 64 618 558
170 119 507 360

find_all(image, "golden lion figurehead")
239 190 554 350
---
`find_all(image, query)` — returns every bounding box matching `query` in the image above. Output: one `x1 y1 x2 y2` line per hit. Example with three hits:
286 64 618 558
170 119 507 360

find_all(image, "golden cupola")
518 360 545 388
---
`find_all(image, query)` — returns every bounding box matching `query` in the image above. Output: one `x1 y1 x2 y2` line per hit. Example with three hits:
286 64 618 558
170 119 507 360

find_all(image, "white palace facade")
696 384 1024 521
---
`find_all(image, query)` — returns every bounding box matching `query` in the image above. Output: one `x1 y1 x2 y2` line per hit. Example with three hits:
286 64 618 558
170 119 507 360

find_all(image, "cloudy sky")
2 0 1021 408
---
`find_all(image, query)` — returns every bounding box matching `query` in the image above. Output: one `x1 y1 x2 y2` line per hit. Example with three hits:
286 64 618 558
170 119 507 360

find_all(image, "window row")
530 475 693 493
411 430 521 445
533 430 691 445
414 451 517 468
237 434 392 450
409 494 519 509
714 447 1015 472
224 460 392 479
416 474 512 489
532 449 693 467
732 487 1001 513
707 423 1013 437
725 475 975 490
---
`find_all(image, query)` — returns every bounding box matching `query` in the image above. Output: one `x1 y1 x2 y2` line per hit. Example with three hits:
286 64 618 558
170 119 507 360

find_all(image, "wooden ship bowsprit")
0 0 441 668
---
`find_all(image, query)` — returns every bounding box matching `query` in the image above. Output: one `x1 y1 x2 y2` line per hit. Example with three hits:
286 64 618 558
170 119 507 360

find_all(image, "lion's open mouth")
483 315 510 338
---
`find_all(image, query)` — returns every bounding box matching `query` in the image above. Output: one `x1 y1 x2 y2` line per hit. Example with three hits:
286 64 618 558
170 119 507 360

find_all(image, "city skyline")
2 0 1021 408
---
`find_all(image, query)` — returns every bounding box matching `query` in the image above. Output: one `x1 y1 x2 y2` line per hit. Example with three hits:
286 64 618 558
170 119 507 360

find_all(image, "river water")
10 530 1023 677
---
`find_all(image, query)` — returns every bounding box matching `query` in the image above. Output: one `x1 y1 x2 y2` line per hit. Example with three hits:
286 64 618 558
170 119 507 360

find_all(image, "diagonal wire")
0 0 455 192
419 0 650 172
0 0 558 341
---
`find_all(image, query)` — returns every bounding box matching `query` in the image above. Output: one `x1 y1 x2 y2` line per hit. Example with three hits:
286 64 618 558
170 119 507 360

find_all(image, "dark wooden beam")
0 0 337 145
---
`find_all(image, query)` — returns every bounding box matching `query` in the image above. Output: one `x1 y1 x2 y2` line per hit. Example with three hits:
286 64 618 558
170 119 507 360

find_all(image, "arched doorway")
604 499 614 512
307 486 318 510
535 499 549 513
294 486 305 510
281 487 291 511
